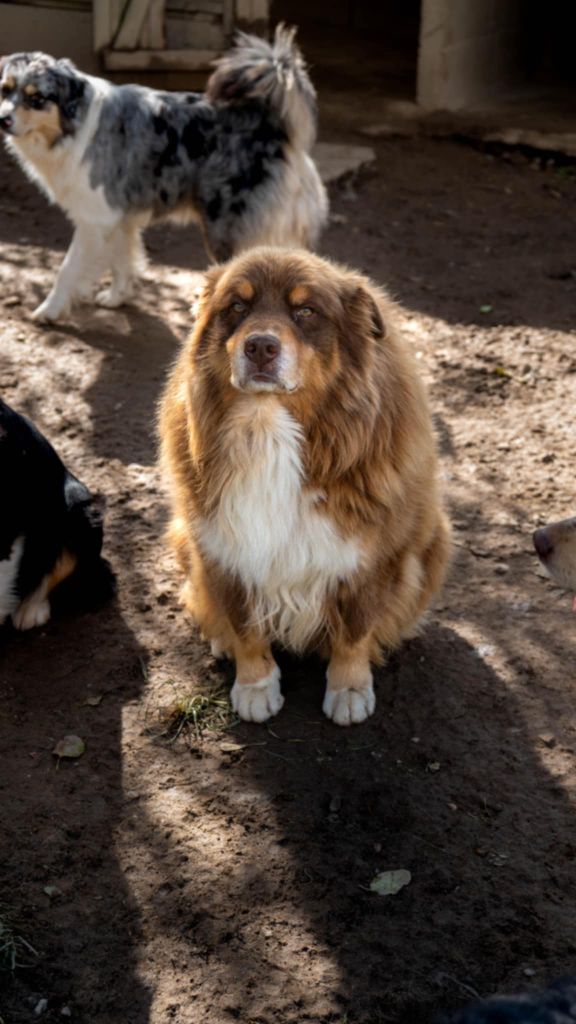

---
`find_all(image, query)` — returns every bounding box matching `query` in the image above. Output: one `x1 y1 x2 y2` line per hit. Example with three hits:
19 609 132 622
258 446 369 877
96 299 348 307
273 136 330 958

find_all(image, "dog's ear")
190 265 225 323
352 286 385 339
342 284 386 339
53 62 85 132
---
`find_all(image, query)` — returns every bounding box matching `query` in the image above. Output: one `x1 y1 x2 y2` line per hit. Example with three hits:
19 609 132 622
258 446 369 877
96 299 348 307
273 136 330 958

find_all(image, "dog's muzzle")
243 333 281 384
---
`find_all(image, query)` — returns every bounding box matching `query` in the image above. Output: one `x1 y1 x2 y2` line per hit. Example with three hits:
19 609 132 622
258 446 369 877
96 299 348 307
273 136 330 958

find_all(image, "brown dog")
534 517 576 600
159 248 451 725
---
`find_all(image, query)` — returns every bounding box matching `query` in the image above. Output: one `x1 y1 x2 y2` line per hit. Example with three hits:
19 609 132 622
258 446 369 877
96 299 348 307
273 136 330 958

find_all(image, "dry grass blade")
148 680 238 744
0 905 38 972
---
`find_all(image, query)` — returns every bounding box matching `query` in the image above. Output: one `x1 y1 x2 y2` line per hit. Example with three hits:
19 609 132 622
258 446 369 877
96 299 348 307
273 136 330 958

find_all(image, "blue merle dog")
0 25 328 322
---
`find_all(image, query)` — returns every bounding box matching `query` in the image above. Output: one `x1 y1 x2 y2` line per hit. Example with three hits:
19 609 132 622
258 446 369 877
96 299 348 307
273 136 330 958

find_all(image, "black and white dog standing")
0 25 328 322
0 398 113 630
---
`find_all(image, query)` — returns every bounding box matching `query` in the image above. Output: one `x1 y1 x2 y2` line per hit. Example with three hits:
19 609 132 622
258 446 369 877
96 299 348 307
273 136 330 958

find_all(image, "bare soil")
1 119 576 1024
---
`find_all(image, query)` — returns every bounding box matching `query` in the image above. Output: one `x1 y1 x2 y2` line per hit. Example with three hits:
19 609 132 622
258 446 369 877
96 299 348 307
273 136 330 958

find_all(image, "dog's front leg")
230 632 284 723
32 225 103 323
324 634 376 726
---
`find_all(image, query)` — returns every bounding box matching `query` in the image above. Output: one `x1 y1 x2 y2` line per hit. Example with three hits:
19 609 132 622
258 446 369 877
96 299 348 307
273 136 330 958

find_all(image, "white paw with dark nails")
231 666 284 722
323 685 375 726
12 598 50 631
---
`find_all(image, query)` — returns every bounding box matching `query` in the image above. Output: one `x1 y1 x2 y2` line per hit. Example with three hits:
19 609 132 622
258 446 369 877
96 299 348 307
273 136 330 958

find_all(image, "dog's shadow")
0 597 153 1022
47 298 187 467
113 619 576 1024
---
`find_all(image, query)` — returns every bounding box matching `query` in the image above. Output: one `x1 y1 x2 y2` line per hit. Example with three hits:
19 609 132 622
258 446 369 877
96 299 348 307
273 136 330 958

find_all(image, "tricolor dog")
0 397 113 630
159 247 451 725
0 26 328 322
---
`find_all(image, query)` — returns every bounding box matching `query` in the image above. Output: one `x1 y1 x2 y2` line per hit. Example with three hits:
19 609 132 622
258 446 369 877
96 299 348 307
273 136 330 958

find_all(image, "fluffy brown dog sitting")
159 248 451 725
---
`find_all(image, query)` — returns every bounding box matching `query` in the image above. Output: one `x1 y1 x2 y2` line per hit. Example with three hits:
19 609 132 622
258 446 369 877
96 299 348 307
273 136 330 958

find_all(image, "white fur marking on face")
198 403 362 651
0 536 24 623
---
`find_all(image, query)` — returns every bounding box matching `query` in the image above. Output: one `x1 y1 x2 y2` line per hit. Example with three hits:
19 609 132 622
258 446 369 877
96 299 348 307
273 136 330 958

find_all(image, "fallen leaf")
43 885 61 899
370 869 411 896
479 304 493 313
53 735 85 759
81 695 103 707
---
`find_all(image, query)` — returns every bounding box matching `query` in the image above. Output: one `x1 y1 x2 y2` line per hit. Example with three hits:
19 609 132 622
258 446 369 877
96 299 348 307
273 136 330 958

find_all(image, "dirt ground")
1 104 576 1024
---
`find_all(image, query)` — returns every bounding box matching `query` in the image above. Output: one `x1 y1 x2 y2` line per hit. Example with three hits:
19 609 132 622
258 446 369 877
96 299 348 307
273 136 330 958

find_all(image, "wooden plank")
235 0 268 23
166 16 224 50
114 0 151 50
103 46 219 70
94 0 125 52
140 0 165 47
222 0 234 36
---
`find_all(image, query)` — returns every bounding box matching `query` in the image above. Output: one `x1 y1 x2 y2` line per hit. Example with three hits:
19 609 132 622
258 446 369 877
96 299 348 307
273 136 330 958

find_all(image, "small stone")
34 999 48 1016
494 562 510 574
523 967 536 977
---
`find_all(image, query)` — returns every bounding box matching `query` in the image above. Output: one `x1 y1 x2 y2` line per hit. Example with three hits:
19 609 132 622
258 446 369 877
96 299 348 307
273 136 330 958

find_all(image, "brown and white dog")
159 248 451 725
534 517 576 606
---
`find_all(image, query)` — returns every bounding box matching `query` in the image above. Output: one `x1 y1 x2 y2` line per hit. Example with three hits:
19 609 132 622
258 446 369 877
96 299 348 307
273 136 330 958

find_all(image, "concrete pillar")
417 0 523 111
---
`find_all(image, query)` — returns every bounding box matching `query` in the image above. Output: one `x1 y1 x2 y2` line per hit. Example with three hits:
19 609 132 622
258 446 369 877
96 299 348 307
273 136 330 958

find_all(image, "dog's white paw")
96 287 131 309
31 298 67 323
323 685 375 726
230 666 284 723
12 597 51 631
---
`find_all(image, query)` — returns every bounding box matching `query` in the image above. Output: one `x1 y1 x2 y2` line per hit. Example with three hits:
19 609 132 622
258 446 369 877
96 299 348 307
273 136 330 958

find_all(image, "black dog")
436 977 576 1023
0 397 114 629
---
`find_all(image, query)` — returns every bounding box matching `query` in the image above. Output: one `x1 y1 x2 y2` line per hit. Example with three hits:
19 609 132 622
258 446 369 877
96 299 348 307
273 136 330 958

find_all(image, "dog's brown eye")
1 84 13 97
294 306 315 320
28 95 46 109
230 300 246 314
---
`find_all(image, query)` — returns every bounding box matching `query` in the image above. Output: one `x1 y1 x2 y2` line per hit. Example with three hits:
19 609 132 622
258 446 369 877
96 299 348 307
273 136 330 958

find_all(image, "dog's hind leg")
96 221 147 309
32 225 105 323
12 548 78 631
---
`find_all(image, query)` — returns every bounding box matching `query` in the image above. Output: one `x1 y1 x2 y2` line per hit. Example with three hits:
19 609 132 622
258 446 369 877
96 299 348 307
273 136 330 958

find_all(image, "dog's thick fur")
534 516 576 595
159 247 451 725
0 397 114 630
0 27 328 322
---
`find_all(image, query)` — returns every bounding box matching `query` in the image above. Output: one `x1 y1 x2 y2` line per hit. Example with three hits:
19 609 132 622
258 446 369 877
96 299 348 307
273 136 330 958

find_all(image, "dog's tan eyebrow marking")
236 279 254 301
2 77 15 91
24 83 38 96
289 285 311 306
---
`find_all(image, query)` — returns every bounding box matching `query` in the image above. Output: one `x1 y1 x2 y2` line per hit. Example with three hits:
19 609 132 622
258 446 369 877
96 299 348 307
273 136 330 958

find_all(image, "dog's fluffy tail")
206 24 318 153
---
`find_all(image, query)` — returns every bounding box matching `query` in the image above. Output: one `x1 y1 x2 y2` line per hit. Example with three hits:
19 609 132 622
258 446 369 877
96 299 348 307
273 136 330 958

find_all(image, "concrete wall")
0 3 99 72
417 0 524 111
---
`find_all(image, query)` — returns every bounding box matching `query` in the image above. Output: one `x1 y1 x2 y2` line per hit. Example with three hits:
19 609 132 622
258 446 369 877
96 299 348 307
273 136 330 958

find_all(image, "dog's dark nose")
534 528 554 559
244 334 281 371
0 115 13 132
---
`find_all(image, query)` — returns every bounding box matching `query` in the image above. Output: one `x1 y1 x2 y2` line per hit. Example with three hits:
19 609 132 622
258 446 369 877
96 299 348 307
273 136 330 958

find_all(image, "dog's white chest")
0 536 24 623
198 405 361 649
